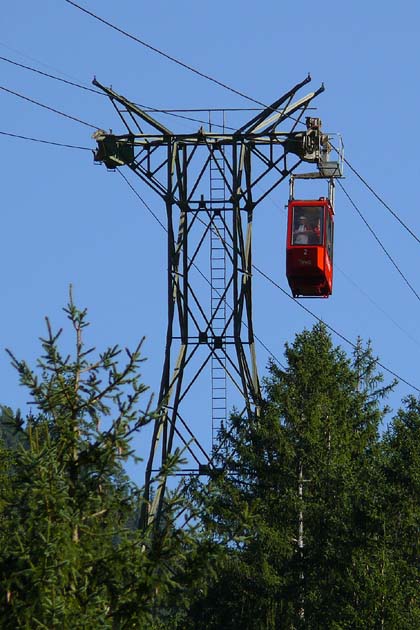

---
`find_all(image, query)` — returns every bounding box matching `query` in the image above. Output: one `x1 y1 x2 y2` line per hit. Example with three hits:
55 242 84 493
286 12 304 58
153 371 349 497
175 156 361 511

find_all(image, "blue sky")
2 1 420 475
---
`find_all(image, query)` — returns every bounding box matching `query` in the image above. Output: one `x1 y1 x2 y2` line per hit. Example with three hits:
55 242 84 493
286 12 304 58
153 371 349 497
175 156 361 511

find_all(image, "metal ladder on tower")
209 110 227 446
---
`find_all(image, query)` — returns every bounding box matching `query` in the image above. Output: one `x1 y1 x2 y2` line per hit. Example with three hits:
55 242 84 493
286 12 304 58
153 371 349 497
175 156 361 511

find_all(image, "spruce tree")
377 396 420 628
186 323 394 629
0 294 198 629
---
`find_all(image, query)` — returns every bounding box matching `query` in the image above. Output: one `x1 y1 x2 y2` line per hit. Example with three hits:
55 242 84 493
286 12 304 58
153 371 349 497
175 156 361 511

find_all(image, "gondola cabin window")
326 208 334 264
291 206 324 246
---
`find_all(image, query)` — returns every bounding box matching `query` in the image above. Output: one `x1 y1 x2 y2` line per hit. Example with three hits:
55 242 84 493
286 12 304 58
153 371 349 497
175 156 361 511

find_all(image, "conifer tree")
0 294 198 629
186 323 394 629
377 396 420 628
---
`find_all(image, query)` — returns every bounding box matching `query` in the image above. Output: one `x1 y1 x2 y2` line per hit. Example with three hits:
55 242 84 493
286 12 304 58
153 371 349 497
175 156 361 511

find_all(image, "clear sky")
2 1 420 477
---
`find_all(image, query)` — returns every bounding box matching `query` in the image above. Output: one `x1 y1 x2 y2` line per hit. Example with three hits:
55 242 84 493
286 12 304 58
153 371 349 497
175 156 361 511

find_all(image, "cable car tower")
92 74 341 526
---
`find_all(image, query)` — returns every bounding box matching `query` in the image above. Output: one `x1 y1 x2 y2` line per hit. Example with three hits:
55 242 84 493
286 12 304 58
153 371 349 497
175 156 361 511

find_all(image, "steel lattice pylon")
92 74 334 526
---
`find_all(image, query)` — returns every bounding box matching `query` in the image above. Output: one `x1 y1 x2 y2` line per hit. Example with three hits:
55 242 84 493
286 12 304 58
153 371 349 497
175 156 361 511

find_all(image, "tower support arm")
235 74 313 136
251 84 325 136
93 78 174 136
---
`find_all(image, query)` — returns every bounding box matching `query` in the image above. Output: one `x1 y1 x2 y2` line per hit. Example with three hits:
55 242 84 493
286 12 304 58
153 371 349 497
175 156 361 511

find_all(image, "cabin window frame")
325 208 334 263
291 205 324 246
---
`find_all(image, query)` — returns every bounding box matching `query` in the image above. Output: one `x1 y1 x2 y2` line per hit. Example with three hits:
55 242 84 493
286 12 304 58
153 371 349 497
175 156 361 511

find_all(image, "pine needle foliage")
185 323 403 630
378 396 420 628
0 294 198 629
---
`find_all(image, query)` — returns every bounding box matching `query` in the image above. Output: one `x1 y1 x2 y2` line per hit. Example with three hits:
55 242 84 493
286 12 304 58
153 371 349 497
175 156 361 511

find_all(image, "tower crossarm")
245 84 325 136
92 78 174 136
234 73 315 135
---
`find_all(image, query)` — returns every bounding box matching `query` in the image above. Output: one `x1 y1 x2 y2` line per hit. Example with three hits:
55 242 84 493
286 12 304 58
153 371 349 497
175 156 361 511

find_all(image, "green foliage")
185 323 413 630
2 309 419 629
0 406 26 449
0 294 199 629
378 396 420 628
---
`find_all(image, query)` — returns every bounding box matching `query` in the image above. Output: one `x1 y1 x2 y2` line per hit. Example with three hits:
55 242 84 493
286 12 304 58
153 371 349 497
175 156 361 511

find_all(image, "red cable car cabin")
286 198 334 298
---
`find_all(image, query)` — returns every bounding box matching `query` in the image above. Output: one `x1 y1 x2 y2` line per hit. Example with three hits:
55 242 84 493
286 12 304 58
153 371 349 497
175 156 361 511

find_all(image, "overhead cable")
0 54 101 94
336 265 420 348
0 53 235 131
6 11 416 390
0 130 91 150
65 1 420 250
338 181 420 302
117 170 418 392
253 264 420 394
63 3 420 250
64 0 286 110
0 84 99 129
0 40 90 86
343 157 420 247
117 169 166 232
116 169 286 370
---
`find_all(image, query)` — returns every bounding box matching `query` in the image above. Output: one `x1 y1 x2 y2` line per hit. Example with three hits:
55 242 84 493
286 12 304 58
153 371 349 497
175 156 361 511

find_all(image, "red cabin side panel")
286 199 334 298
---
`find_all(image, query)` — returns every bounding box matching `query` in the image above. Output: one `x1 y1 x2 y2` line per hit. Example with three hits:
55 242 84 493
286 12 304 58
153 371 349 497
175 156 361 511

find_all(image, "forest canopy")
0 305 418 629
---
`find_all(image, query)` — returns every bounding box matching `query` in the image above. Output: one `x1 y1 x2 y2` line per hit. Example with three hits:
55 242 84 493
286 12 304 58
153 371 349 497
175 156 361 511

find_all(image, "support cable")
117 169 166 231
199 209 420 391
0 130 91 150
253 264 420 394
331 142 420 250
8 47 416 257
63 0 306 112
0 84 99 129
2 128 415 393
338 181 420 302
4 36 416 392
0 53 236 130
0 39 92 85
344 157 420 247
118 169 418 392
336 265 420 348
117 169 286 370
0 54 101 94
60 3 420 250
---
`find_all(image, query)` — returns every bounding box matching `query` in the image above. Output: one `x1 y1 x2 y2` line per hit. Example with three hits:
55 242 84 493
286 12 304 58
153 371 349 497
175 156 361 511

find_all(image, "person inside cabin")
293 215 311 244
310 219 321 244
